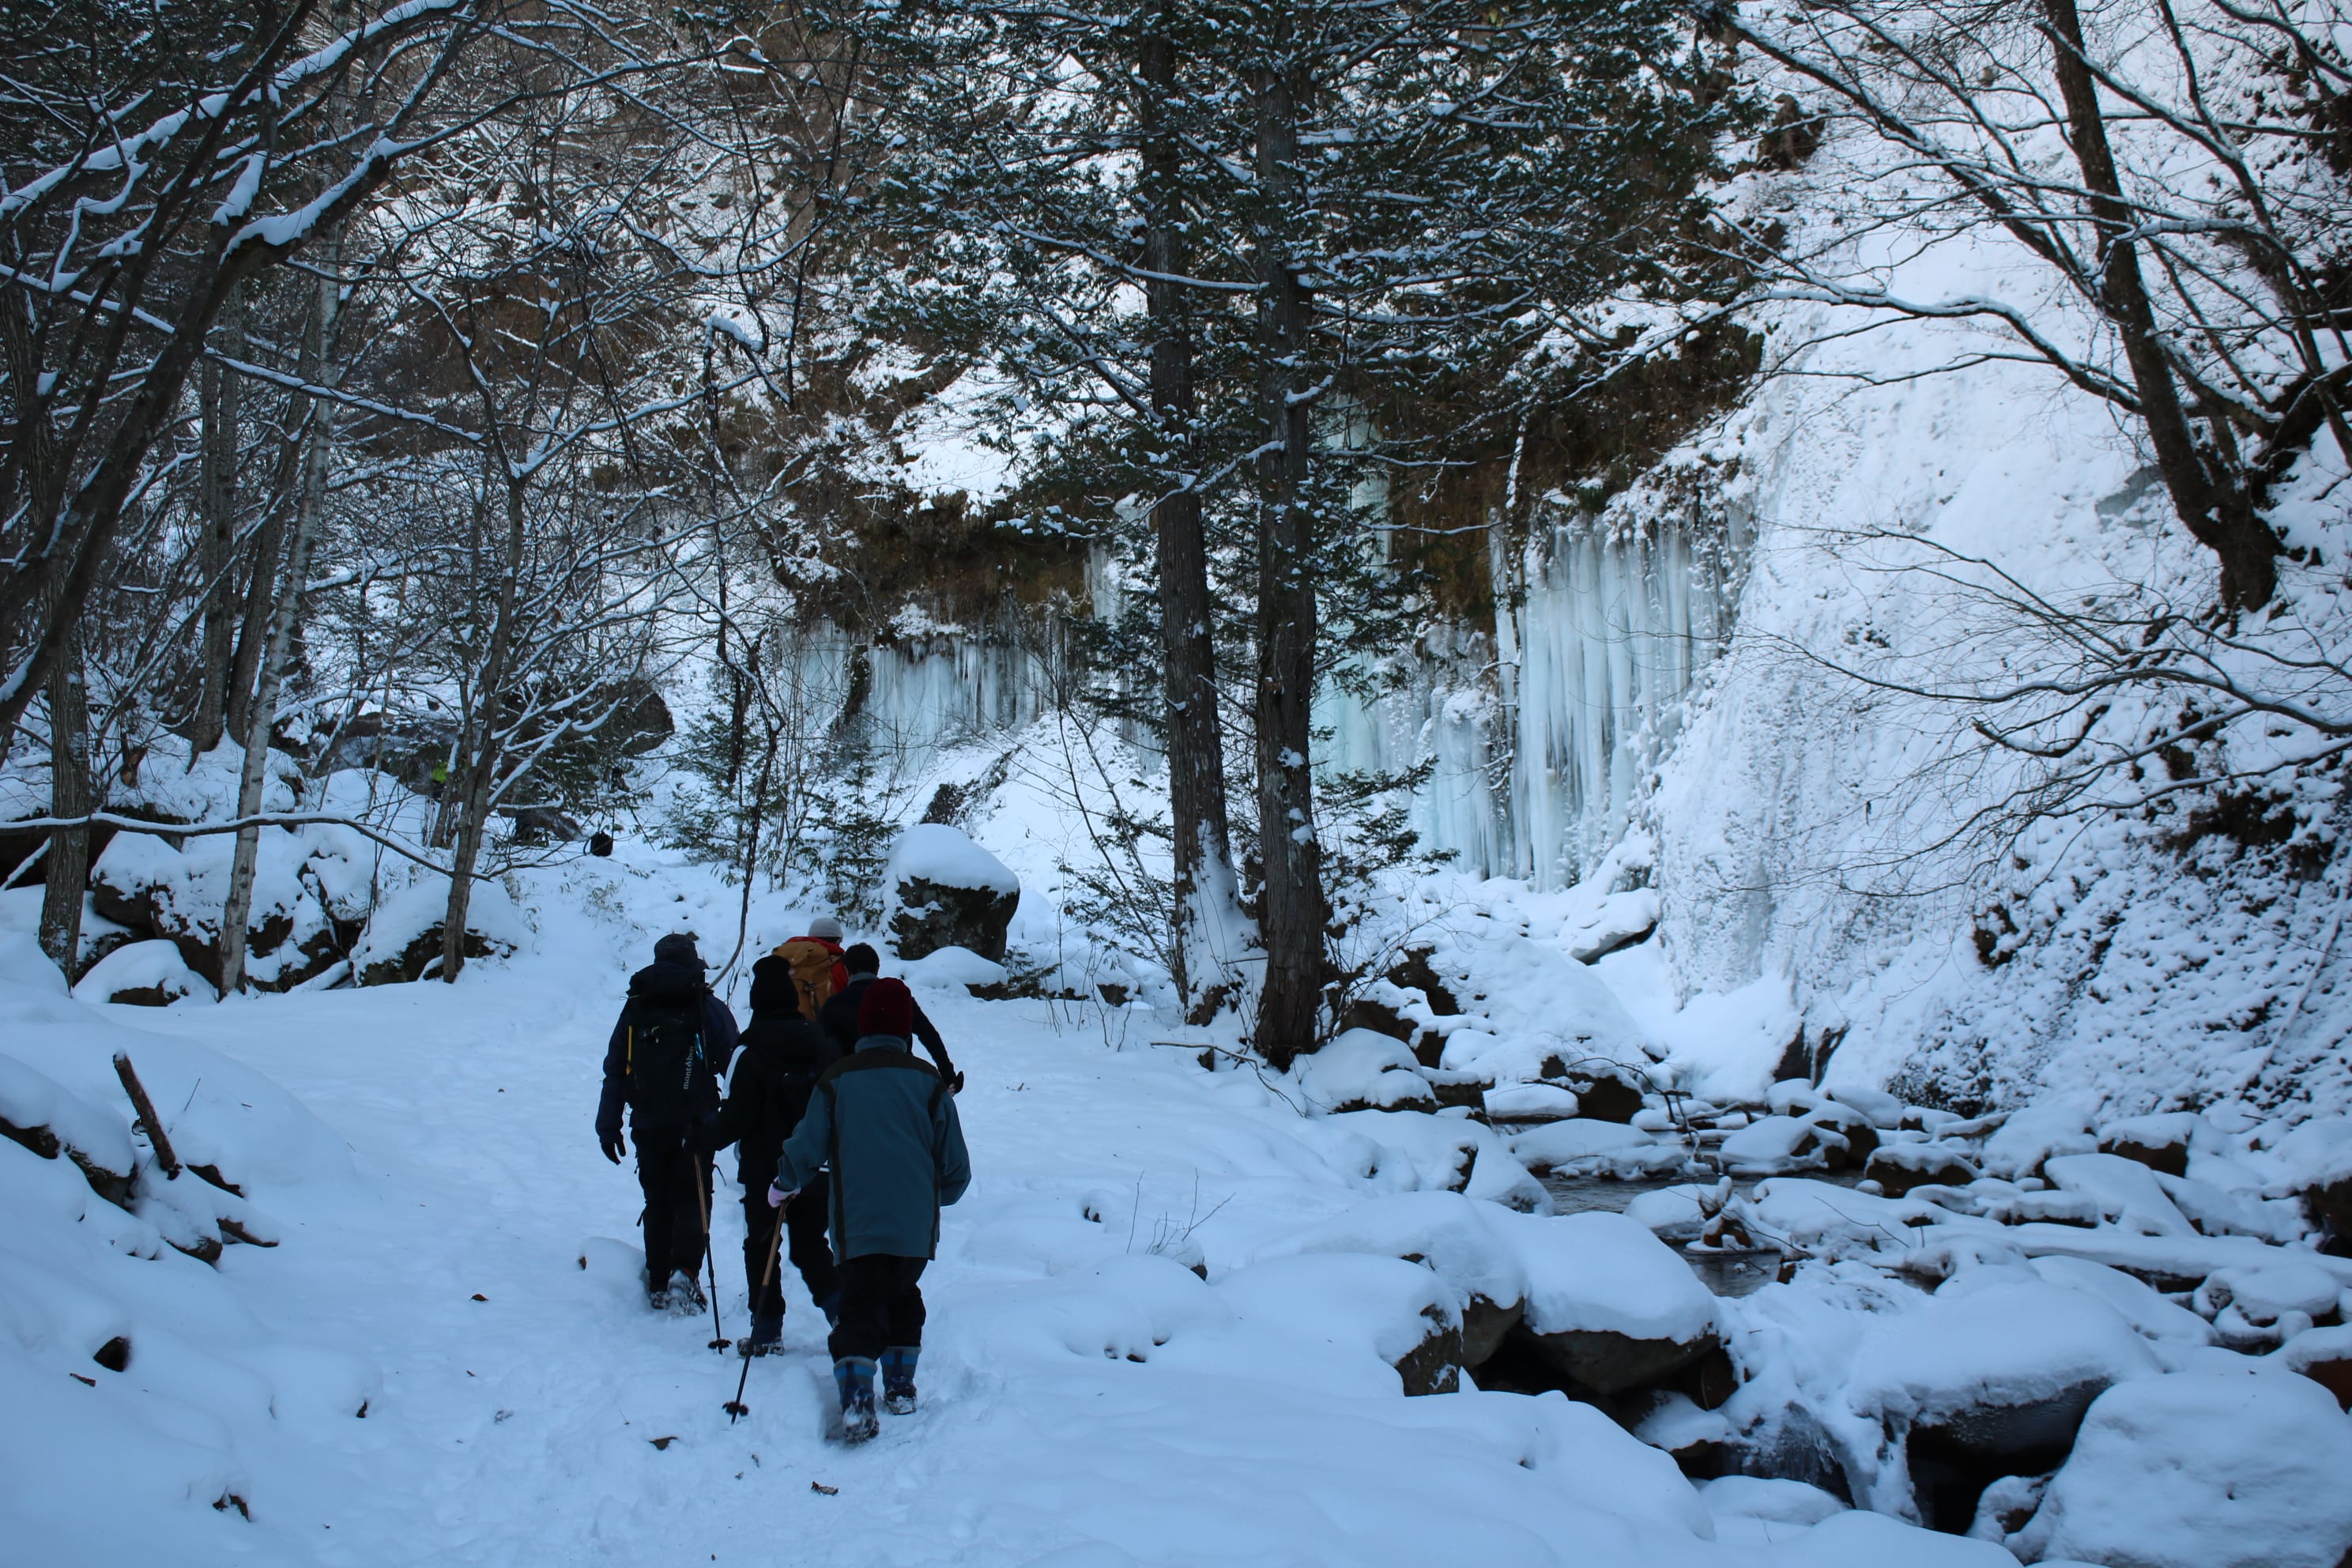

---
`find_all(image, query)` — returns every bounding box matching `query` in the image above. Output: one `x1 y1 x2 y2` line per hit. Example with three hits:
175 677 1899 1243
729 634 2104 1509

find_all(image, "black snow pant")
829 1253 926 1363
635 1133 711 1288
740 1173 839 1319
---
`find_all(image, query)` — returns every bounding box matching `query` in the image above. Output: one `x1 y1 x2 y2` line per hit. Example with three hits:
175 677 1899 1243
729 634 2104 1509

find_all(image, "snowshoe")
881 1346 919 1415
672 1274 708 1312
834 1357 880 1445
738 1313 784 1358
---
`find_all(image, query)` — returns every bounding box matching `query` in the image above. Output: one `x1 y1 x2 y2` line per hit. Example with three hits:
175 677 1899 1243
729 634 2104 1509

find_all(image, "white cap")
807 914 844 942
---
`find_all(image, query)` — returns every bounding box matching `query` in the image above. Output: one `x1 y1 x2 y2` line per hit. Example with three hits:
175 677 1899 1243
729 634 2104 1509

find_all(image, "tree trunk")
1250 12 1326 1069
192 286 243 757
441 477 532 982
218 236 341 997
37 626 91 977
1142 0 1245 1022
2041 0 2278 610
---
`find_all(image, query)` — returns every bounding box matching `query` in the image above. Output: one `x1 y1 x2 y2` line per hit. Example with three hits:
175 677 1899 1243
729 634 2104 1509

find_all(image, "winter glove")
947 1069 967 1096
767 1182 791 1208
601 1130 627 1164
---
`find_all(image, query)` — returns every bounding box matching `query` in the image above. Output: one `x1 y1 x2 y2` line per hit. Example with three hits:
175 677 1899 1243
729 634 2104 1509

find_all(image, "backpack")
623 991 710 1129
777 937 841 1021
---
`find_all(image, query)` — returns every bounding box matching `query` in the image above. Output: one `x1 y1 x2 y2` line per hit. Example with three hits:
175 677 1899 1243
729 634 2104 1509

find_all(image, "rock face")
884 824 1019 962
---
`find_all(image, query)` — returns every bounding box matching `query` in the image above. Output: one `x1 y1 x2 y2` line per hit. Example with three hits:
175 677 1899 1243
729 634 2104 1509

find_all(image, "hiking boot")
738 1312 784 1358
645 1269 673 1311
834 1357 879 1445
880 1346 919 1415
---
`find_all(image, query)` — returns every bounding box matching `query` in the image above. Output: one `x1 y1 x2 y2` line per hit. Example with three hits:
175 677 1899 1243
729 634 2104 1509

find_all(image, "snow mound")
1297 1029 1437 1113
1429 934 1656 1084
2024 1366 2352 1568
1509 1118 1685 1178
1212 1252 1463 1396
1501 1210 1719 1346
887 822 1019 893
0 929 68 995
74 939 217 1008
1251 1190 1530 1318
1844 1280 2158 1431
899 944 1009 991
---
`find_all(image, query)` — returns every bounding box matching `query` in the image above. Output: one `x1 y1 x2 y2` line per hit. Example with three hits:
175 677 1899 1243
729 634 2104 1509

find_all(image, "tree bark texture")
192 286 244 756
37 625 91 975
2041 0 2278 610
1142 0 1244 1022
1250 13 1327 1069
440 476 532 982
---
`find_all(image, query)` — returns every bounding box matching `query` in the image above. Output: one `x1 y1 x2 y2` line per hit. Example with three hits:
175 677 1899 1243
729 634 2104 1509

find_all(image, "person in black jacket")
596 933 738 1310
818 944 963 1092
705 952 841 1351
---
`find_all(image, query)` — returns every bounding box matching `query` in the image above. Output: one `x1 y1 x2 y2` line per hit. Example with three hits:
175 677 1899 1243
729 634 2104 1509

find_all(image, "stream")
1532 1166 1868 1298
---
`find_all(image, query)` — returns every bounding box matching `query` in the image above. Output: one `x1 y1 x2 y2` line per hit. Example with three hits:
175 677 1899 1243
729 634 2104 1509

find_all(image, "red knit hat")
858 976 915 1039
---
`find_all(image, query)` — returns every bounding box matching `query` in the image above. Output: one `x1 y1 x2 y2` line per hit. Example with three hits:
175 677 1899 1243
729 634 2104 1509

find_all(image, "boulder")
1979 1102 2098 1181
2022 1367 2352 1568
1865 1143 1981 1197
1295 1029 1438 1114
1250 1192 1529 1366
2097 1111 2200 1178
1721 1115 1844 1177
70 939 217 1008
2299 1154 2352 1253
2275 1325 2352 1410
1570 1072 1644 1124
1801 1100 1880 1167
1213 1253 1464 1396
1500 1210 1721 1396
1845 1280 2158 1528
1508 1118 1685 1179
884 824 1019 962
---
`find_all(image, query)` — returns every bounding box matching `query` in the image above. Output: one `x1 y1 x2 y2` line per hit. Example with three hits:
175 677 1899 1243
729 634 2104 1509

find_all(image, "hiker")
703 952 841 1355
771 978 970 1444
596 933 738 1310
774 914 851 1022
819 943 963 1093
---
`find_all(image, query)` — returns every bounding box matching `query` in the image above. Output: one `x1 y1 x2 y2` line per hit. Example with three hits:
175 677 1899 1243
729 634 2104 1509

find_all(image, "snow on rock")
1720 1114 1845 1177
1498 1210 1722 1394
1298 1029 1439 1113
1865 1142 1981 1197
74 938 218 1008
2197 1260 2347 1350
1509 1118 1686 1179
1427 934 1657 1087
1251 1191 1531 1363
351 873 523 986
2098 1111 2203 1176
1212 1252 1464 1396
1748 1177 1938 1250
0 1049 137 1204
1702 1473 1849 1547
1825 1085 1902 1130
886 824 1020 962
2026 1256 2213 1348
2043 1152 2198 1238
1483 1081 1581 1120
2274 1324 2352 1409
2019 1366 2352 1568
1842 1280 2158 1518
1980 1103 2099 1182
898 943 1010 993
1312 1106 1548 1212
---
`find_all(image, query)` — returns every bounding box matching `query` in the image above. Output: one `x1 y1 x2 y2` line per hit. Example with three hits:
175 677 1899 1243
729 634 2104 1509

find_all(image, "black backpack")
624 992 713 1129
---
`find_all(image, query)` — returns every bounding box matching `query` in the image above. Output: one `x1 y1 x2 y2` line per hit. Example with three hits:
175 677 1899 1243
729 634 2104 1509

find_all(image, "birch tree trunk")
217 234 341 997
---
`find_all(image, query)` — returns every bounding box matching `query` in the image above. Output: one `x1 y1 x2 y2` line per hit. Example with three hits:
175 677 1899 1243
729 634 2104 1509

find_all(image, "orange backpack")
775 937 842 1020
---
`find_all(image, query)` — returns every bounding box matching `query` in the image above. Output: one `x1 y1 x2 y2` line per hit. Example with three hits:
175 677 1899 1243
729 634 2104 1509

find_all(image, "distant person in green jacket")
770 978 971 1444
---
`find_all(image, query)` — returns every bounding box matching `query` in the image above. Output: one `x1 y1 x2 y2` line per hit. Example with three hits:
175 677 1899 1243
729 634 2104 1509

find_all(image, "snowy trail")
64 864 2009 1568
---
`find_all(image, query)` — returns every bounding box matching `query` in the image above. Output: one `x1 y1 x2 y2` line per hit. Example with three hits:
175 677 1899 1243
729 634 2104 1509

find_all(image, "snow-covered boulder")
1979 1102 2098 1181
72 939 217 1008
1297 1029 1438 1114
0 1050 136 1207
885 824 1019 962
1213 1253 1464 1396
2027 1257 2212 1347
2196 1260 2346 1350
1844 1280 2158 1521
1251 1192 1530 1364
1721 1114 1845 1177
1499 1210 1721 1395
352 876 522 986
2098 1110 2202 1177
1508 1118 1684 1179
2020 1366 2352 1568
2275 1324 2352 1410
2044 1152 2197 1237
1864 1142 1980 1197
1426 935 1655 1088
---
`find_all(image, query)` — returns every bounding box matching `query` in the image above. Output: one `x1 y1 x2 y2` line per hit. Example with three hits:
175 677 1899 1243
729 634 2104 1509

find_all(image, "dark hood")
628 959 707 1002
748 954 801 1017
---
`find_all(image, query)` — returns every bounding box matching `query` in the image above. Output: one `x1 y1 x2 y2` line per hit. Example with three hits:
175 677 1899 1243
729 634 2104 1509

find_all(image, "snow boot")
738 1312 784 1358
833 1357 880 1445
646 1270 673 1311
673 1272 707 1313
880 1346 920 1415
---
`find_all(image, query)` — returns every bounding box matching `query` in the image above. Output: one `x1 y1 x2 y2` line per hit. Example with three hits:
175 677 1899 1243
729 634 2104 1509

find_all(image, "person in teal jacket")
770 977 970 1443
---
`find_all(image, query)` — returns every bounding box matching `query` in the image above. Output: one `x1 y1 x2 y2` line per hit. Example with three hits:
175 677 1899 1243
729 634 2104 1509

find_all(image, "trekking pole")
692 1159 729 1353
726 1208 787 1423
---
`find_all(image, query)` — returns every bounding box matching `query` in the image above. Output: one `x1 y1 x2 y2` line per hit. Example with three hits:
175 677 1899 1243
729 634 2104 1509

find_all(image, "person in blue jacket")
596 933 739 1310
770 978 970 1443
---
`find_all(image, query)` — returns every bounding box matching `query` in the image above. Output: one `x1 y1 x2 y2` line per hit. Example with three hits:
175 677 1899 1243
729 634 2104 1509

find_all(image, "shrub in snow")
1496 1210 1721 1395
1295 1029 1438 1114
1842 1280 2158 1524
72 939 217 1008
2018 1366 2352 1568
884 824 1019 962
